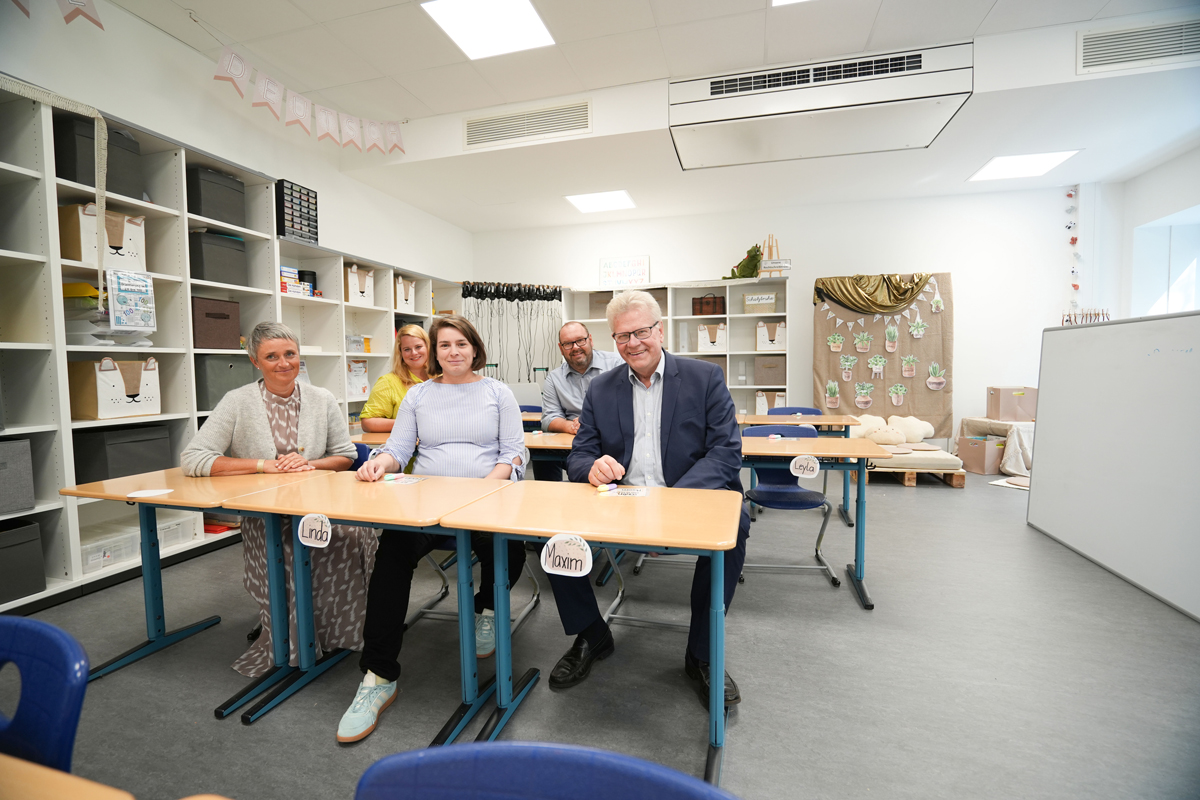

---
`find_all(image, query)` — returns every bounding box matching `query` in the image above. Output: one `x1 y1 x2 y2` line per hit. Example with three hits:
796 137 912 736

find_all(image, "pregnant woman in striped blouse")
337 315 526 743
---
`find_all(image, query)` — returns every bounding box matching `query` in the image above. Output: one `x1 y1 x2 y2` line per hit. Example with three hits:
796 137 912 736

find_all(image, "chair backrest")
769 406 821 416
743 424 817 439
356 742 738 800
351 443 371 471
518 405 542 414
0 616 89 771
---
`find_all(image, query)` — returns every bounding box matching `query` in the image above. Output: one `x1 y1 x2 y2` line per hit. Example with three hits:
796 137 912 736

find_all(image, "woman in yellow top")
360 323 430 431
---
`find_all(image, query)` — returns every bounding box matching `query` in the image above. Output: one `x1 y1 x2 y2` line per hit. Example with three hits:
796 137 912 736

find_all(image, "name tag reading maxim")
297 513 332 549
790 455 821 480
540 533 593 577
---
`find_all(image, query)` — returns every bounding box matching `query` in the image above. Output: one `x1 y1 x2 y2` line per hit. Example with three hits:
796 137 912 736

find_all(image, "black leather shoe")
548 630 615 689
684 650 741 706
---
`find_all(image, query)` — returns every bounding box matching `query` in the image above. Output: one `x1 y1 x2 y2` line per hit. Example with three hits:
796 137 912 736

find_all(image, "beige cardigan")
180 380 357 477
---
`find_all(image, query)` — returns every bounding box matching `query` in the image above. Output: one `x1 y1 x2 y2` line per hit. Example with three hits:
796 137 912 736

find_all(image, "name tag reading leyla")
540 534 592 577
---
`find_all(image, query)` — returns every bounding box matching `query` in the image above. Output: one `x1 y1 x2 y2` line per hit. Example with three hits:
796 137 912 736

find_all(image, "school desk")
0 753 133 800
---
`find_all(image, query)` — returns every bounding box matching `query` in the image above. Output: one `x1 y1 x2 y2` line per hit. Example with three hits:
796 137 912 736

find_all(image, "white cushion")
866 426 906 445
848 414 887 438
870 448 963 470
888 415 935 444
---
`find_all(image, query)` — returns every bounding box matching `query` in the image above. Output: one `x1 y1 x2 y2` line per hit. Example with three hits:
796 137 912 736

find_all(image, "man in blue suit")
546 290 750 705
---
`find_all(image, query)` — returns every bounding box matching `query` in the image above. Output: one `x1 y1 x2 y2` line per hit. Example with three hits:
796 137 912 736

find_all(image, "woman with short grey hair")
181 322 376 677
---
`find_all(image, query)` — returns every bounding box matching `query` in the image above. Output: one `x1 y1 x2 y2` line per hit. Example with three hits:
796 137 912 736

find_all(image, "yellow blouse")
359 372 421 420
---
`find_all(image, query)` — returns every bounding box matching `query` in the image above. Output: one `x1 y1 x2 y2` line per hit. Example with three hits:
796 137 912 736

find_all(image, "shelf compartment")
189 278 272 297
0 424 59 437
55 178 180 219
1 349 59 428
60 260 183 283
0 160 40 185
281 292 338 307
0 500 64 523
0 249 46 268
187 212 270 241
65 346 187 354
0 342 53 350
71 412 192 429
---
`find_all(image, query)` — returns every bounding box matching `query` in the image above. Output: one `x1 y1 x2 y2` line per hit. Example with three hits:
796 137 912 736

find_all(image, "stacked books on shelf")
279 265 314 297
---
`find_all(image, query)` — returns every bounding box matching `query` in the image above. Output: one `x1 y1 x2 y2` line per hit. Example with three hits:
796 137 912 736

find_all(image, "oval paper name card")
297 513 332 549
789 455 821 480
540 533 593 577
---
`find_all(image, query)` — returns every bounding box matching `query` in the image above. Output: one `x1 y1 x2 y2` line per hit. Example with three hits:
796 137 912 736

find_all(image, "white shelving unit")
0 91 461 612
561 277 791 414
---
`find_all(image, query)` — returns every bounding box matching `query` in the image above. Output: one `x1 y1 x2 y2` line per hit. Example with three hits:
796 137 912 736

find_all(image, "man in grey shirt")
534 322 623 481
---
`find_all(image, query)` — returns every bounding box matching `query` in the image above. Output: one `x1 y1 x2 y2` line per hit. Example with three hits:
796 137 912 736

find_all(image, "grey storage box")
187 166 245 227
54 117 144 200
0 438 35 514
73 425 172 484
196 354 258 411
189 231 248 286
0 519 45 604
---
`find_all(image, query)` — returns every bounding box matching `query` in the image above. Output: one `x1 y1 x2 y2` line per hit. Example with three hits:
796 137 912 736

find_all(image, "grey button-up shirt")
624 355 667 488
540 348 624 431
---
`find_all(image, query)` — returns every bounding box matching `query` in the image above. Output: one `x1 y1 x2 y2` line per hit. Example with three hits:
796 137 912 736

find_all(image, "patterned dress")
231 383 378 678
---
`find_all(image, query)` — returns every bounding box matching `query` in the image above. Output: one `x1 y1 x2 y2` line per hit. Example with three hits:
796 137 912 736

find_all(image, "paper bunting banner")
11 0 30 17
252 71 284 120
911 304 919 310
363 119 386 154
385 121 405 154
285 90 311 135
874 314 881 321
857 318 865 326
822 303 830 311
826 311 835 319
846 322 855 332
57 0 103 28
213 47 252 98
339 113 362 151
902 310 911 319
918 294 927 301
836 319 843 328
884 316 892 324
315 105 340 144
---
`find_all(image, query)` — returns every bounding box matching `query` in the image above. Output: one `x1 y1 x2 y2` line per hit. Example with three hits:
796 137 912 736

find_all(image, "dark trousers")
359 530 526 681
531 461 564 482
545 506 751 662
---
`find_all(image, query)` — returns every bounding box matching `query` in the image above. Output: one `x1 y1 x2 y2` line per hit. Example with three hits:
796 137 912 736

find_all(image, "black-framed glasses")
612 321 660 344
559 335 590 349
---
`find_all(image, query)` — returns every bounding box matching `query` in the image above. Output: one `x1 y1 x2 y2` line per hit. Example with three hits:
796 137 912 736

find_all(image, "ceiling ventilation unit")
1078 18 1200 74
464 101 590 150
668 43 972 170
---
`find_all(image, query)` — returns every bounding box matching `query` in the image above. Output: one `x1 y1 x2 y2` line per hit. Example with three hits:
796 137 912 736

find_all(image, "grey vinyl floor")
7 472 1200 800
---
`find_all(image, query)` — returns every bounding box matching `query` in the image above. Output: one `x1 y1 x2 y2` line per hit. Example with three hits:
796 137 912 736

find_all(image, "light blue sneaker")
336 672 397 743
476 611 496 659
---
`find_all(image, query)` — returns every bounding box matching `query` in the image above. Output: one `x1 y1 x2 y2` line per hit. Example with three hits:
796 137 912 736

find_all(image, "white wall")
474 189 1070 426
0 1 472 280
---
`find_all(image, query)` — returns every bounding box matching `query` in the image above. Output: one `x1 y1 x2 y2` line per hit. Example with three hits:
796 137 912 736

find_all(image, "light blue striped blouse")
375 377 525 481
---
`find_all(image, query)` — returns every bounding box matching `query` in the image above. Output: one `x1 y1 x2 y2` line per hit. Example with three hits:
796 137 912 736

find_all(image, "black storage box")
54 117 144 200
73 425 172 484
189 231 248 286
187 166 246 227
0 519 45 604
0 438 36 514
196 355 258 411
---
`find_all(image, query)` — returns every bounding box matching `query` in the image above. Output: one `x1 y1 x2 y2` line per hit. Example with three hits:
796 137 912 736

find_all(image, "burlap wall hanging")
812 273 953 437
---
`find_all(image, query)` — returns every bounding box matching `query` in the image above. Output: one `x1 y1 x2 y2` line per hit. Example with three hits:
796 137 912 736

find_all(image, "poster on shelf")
106 269 156 332
599 255 650 288
347 359 369 400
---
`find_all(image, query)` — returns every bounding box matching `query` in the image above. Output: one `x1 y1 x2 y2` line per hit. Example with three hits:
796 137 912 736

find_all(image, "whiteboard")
1027 310 1200 620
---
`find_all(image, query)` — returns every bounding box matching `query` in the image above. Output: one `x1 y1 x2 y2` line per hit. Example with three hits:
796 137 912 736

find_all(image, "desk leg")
89 504 220 681
845 460 874 610
476 534 539 742
704 548 726 785
838 427 854 527
431 529 496 746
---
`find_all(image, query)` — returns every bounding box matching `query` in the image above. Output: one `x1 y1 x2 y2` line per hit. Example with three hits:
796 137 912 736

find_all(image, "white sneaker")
476 611 496 659
336 671 397 743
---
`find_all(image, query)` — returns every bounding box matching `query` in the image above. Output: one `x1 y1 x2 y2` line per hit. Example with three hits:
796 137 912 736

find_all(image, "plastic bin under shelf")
80 515 195 574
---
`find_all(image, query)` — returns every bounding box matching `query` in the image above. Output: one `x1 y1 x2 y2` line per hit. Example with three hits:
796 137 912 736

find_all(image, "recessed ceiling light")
421 0 554 60
969 151 1080 181
565 191 636 213
772 0 816 5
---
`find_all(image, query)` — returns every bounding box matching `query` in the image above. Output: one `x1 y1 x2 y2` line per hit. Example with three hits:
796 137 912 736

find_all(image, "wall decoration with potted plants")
909 319 928 339
840 354 858 381
901 354 920 378
854 382 875 409
854 330 874 352
884 325 899 352
927 362 947 390
867 354 887 379
825 380 840 408
827 333 844 352
889 384 907 406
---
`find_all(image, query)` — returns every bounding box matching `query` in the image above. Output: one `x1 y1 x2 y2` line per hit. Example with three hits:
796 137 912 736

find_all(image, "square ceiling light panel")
772 0 816 5
566 191 636 213
969 151 1080 181
422 0 555 60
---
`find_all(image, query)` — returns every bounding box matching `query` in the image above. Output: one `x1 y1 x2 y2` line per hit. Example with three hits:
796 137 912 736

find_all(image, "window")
1131 214 1199 317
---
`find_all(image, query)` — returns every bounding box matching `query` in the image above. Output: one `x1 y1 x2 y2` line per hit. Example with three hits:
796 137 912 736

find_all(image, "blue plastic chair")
0 616 89 771
351 442 371 471
768 406 822 417
518 405 542 413
355 742 739 800
742 425 838 587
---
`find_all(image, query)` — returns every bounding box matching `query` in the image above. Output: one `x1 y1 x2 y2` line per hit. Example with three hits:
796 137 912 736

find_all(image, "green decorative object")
723 244 761 280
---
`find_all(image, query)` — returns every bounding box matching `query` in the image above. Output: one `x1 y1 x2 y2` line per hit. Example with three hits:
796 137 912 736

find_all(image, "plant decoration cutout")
825 379 840 409
840 354 858 381
889 384 908 406
909 319 928 339
853 330 874 352
901 354 920 378
931 282 944 313
827 333 844 352
884 325 899 352
927 362 946 391
854 382 875 409
868 354 887 378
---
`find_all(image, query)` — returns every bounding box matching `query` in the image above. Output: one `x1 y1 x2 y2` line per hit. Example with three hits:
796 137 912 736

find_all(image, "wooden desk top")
59 468 331 507
440 481 742 550
737 414 860 427
524 432 576 450
521 412 540 423
352 432 390 446
741 437 892 459
222 470 511 528
0 753 133 800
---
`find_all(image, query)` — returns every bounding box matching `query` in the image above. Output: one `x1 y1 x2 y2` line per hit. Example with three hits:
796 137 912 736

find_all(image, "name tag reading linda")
297 513 332 549
540 533 593 577
602 487 648 497
790 455 821 480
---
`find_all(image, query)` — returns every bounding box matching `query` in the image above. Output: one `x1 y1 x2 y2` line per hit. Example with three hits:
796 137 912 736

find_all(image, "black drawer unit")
187 165 246 227
275 179 318 244
73 424 172 484
54 116 145 200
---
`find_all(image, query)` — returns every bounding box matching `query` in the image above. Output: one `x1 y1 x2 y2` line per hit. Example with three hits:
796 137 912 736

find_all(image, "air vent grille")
465 102 590 148
710 54 921 97
1080 19 1200 72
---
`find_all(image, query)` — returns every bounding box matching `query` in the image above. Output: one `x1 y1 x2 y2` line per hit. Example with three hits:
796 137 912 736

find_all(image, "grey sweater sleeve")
180 393 238 477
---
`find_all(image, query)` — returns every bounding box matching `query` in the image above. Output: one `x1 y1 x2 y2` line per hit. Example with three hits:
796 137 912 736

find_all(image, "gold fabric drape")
813 273 933 314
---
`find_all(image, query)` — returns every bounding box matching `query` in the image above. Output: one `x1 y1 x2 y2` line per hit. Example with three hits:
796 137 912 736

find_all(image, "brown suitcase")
192 297 241 350
692 293 725 315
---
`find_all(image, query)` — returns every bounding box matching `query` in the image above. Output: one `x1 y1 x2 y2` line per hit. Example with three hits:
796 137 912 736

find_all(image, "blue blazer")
566 352 744 495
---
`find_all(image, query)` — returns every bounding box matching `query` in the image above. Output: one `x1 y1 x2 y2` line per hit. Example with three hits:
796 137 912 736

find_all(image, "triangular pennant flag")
315 105 340 144
874 314 881 322
846 322 855 332
857 318 865 326
11 0 30 17
836 319 843 328
213 47 252 98
822 303 830 311
252 71 284 120
339 113 362 151
902 310 911 319
918 294 927 301
826 311 835 319
57 0 103 28
911 304 919 310
385 121 405 154
285 90 311 134
363 119 386 154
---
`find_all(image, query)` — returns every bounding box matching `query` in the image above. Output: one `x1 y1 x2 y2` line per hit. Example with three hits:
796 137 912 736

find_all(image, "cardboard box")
986 386 1037 421
68 357 161 420
754 355 786 386
755 391 787 415
743 292 776 313
59 203 146 270
958 436 1005 475
697 323 727 352
343 264 375 307
395 277 416 313
756 320 786 351
191 297 241 349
